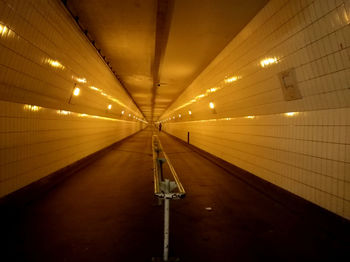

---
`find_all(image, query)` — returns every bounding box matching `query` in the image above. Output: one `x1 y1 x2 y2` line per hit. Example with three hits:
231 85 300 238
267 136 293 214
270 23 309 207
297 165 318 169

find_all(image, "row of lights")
43 47 143 120
69 78 145 121
159 111 298 124
0 22 122 112
72 86 141 117
23 104 148 123
161 56 279 122
167 56 277 115
165 75 239 118
46 62 141 117
160 108 296 124
46 66 146 122
0 23 15 38
1 22 147 124
158 102 215 123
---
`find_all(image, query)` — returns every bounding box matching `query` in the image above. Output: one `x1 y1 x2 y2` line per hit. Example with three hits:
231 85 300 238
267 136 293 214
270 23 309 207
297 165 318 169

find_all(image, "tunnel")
0 0 349 261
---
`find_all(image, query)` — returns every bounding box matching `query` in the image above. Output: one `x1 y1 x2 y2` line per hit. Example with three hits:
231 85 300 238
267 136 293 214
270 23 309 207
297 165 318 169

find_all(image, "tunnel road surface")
1 127 348 261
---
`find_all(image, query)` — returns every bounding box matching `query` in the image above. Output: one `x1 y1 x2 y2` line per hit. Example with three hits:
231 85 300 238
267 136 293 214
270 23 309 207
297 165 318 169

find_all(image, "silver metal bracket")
160 181 177 192
152 134 186 261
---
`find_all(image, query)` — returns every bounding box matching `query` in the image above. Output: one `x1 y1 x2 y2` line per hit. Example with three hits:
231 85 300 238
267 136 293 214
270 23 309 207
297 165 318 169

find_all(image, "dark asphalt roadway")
1 127 349 261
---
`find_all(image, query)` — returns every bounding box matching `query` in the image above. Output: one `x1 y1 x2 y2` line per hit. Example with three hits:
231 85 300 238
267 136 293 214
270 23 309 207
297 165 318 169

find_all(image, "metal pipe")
152 134 185 198
163 151 185 194
163 179 170 261
152 135 160 194
156 136 185 194
152 133 185 261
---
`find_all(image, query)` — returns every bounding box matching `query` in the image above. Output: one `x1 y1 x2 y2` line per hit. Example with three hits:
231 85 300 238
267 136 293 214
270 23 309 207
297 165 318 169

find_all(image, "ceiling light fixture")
260 57 277 68
76 77 86 83
73 87 80 96
285 112 297 117
89 86 100 91
24 104 41 112
47 59 64 69
224 76 239 83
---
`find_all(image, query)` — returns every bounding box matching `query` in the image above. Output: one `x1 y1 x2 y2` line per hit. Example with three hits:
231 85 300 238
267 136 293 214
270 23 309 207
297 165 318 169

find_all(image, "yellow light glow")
169 76 241 116
128 114 131 117
225 76 238 83
108 104 112 110
0 24 8 35
260 57 277 68
0 24 15 39
76 78 86 83
209 102 215 109
179 114 181 118
285 112 297 117
78 84 131 113
46 59 65 69
24 104 41 112
89 86 100 91
51 61 60 67
173 116 175 119
121 110 125 115
87 85 131 111
73 87 80 96
57 110 70 115
188 110 192 115
246 116 255 119
22 104 134 122
0 25 6 33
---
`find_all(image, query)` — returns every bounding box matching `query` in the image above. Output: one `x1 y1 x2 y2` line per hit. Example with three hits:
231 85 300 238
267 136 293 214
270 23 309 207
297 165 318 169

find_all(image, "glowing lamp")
73 87 80 96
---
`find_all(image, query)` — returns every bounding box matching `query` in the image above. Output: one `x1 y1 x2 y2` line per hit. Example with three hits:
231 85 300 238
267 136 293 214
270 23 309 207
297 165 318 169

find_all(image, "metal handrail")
152 133 185 261
158 138 185 194
152 135 185 199
152 135 161 195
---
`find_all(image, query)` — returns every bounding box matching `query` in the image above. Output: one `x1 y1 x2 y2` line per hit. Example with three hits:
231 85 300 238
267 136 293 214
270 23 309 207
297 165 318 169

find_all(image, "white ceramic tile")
161 0 350 219
0 0 146 197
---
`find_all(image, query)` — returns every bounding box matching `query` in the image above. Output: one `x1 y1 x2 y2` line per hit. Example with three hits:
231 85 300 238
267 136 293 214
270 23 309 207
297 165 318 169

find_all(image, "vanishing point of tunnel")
0 0 349 261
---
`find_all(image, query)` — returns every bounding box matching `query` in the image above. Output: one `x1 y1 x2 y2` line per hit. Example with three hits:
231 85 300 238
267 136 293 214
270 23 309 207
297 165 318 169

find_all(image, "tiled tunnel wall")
0 0 146 198
162 0 350 219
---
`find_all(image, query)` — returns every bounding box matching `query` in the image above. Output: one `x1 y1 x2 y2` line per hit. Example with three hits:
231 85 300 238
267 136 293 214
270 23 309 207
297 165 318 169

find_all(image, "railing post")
152 134 185 261
163 179 170 261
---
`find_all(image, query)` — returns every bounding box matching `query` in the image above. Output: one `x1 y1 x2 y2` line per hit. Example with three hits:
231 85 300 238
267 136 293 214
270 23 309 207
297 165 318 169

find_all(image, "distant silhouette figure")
159 123 162 132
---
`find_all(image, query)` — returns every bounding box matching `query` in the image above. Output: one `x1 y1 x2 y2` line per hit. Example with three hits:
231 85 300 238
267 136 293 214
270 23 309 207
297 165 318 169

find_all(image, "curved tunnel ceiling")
66 0 268 122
